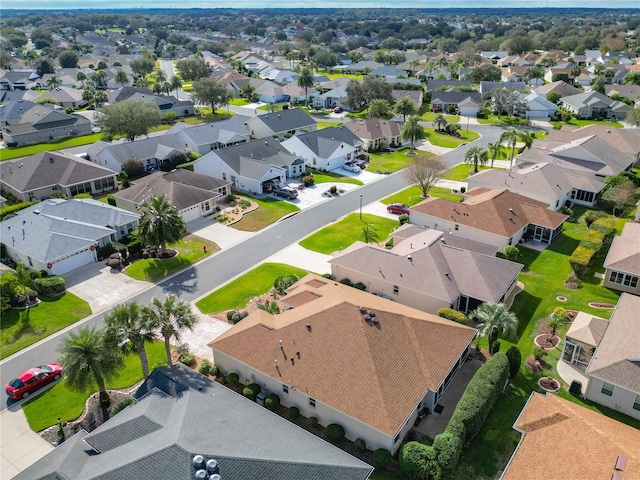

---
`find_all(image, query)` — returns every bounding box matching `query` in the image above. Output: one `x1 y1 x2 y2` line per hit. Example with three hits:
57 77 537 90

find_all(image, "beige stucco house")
602 222 640 295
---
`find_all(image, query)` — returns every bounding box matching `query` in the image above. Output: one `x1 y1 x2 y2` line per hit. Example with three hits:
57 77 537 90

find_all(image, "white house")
520 92 558 119
281 126 364 171
245 107 316 140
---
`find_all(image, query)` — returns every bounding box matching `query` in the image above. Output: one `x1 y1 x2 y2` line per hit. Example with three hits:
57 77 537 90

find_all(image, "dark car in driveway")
386 203 410 215
274 186 298 199
5 363 63 400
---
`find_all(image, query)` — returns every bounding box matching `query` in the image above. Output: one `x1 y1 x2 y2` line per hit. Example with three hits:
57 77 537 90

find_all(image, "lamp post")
359 195 363 222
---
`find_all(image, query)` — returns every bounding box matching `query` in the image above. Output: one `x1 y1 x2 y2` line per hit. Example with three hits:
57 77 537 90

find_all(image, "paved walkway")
557 360 589 395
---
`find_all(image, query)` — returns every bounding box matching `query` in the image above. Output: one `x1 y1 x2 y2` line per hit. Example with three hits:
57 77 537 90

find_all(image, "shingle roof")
13 364 374 480
210 274 476 437
502 393 640 480
168 115 251 146
586 293 640 393
0 100 37 124
603 222 640 275
344 118 401 141
0 151 117 193
86 135 186 164
547 123 640 155
431 90 481 105
565 311 608 347
533 80 582 97
4 105 90 135
252 108 315 133
411 188 568 238
289 126 362 157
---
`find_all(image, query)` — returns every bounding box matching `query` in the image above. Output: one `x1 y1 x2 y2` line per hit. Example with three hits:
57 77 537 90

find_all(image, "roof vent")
509 207 514 213
359 306 367 314
49 157 54 163
306 323 311 331
209 475 222 480
195 470 208 479
193 455 205 469
265 141 268 145
368 310 376 317
206 459 219 473
615 455 627 471
364 313 371 321
372 317 379 324
407 254 412 261
33 210 40 215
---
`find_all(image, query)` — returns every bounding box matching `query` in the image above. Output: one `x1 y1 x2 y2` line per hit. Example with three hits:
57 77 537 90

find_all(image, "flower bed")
538 376 560 392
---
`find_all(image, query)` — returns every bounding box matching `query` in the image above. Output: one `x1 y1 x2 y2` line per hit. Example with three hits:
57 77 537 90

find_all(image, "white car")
345 164 361 173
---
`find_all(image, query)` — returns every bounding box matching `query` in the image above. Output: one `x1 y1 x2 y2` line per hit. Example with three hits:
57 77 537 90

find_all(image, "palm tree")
623 71 640 86
570 65 582 84
154 68 168 84
46 75 62 90
296 66 315 107
82 85 96 106
91 69 108 89
401 115 426 153
409 59 420 76
546 313 564 343
472 302 519 351
170 75 182 99
161 81 172 96
241 83 256 101
58 326 123 407
499 127 535 170
104 302 155 379
464 145 489 173
362 223 380 244
114 69 129 88
23 49 38 68
152 81 164 95
76 71 86 88
433 113 448 132
141 295 197 366
394 97 416 123
524 66 544 85
486 140 501 168
367 98 391 119
138 194 186 257
94 90 108 109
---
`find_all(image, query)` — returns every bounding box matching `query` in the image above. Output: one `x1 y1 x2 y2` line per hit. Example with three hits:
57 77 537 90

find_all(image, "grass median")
0 133 103 161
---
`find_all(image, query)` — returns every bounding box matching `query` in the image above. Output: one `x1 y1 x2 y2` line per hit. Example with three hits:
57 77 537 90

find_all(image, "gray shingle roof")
291 126 362 157
87 135 186 164
431 90 481 105
253 108 315 133
0 100 37 124
169 115 251 146
14 364 373 480
4 105 90 135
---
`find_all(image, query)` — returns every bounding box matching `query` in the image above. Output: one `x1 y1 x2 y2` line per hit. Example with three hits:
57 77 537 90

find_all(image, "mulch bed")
526 355 546 373
535 333 560 349
564 310 578 322
538 377 560 392
469 347 489 362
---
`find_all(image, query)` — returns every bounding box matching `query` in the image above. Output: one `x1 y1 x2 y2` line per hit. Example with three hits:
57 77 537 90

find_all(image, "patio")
413 358 483 440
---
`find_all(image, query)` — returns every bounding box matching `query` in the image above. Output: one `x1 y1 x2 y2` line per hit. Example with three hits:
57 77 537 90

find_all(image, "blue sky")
9 0 640 9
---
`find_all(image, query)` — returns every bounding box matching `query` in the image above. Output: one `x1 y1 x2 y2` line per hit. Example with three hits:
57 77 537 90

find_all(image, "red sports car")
5 363 63 400
386 203 410 215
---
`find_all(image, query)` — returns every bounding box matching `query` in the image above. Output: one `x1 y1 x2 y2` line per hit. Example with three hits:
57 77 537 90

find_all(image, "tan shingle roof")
210 274 476 437
344 118 401 141
410 188 567 237
565 311 608 347
586 293 640 392
502 393 640 480
603 222 640 275
548 124 640 155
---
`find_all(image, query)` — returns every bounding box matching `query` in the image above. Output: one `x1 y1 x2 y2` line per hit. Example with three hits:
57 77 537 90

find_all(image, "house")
330 225 522 314
167 116 251 155
114 169 230 222
370 65 406 80
2 105 93 147
584 293 640 421
194 137 304 195
344 118 402 152
106 86 155 104
0 199 139 275
480 51 508 62
479 81 527 95
344 60 383 74
519 93 558 119
430 90 481 116
245 108 316 140
409 188 568 249
497 56 533 68
0 151 118 202
560 91 629 120
209 274 477 454
312 83 349 110
35 86 86 110
532 80 582 98
391 89 424 110
606 84 640 101
500 393 640 480
281 126 363 172
468 162 603 209
85 135 187 173
0 100 37 127
560 311 608 372
602 222 640 295
0 70 39 90
14 364 373 480
546 123 640 157
127 92 195 118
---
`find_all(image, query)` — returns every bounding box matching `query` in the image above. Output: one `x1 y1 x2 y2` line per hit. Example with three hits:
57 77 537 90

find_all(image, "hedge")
373 448 393 469
505 346 522 379
399 442 437 479
568 245 596 277
242 383 261 401
324 423 345 442
437 308 468 325
226 372 240 387
568 217 616 277
33 276 66 296
0 201 37 220
265 392 280 411
289 406 299 419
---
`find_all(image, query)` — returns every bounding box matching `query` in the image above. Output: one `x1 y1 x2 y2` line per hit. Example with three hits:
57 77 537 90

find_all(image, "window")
222 172 226 181
282 384 289 394
393 285 399 295
601 382 615 397
309 398 316 408
633 394 640 412
609 271 639 289
394 433 401 444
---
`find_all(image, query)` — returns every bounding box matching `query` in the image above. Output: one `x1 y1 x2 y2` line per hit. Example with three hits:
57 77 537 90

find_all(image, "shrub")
273 274 300 294
433 432 464 478
265 392 280 411
122 158 145 178
301 175 315 187
559 205 574 217
324 423 345 442
329 185 337 194
242 383 261 401
568 245 596 277
112 398 134 415
308 416 318 427
0 201 37 220
503 245 520 261
97 243 115 259
505 346 522 378
399 213 410 225
210 365 220 377
226 372 240 387
460 186 466 193
107 194 116 206
198 359 212 375
33 276 66 295
289 406 300 419
180 352 196 366
354 438 367 451
584 210 607 227
437 308 468 325
533 347 545 361
373 448 393 469
399 442 437 479
353 281 367 291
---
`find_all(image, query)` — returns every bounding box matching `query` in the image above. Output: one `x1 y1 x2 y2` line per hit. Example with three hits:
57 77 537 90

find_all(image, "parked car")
274 186 298 199
344 163 361 173
5 363 63 400
386 203 410 215
333 106 343 113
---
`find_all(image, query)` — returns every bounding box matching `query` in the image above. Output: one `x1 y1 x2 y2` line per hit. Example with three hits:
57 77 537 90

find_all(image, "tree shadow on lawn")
546 233 580 257
510 290 542 340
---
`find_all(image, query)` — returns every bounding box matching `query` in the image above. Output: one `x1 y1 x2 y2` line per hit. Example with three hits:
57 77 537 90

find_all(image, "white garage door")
51 249 94 276
181 205 202 223
460 107 478 116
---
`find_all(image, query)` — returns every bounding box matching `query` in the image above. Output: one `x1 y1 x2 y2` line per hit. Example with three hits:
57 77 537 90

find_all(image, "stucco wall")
585 377 640 421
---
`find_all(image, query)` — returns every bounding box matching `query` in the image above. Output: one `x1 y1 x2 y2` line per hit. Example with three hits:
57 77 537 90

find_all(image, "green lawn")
0 134 103 161
420 112 460 123
316 120 343 129
23 341 168 432
195 262 308 314
477 114 531 126
299 213 399 255
1 293 92 360
368 148 429 174
229 98 251 106
551 119 623 128
443 164 496 181
382 186 463 206
124 234 219 282
450 206 638 479
307 168 363 186
231 195 300 232
426 129 480 148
